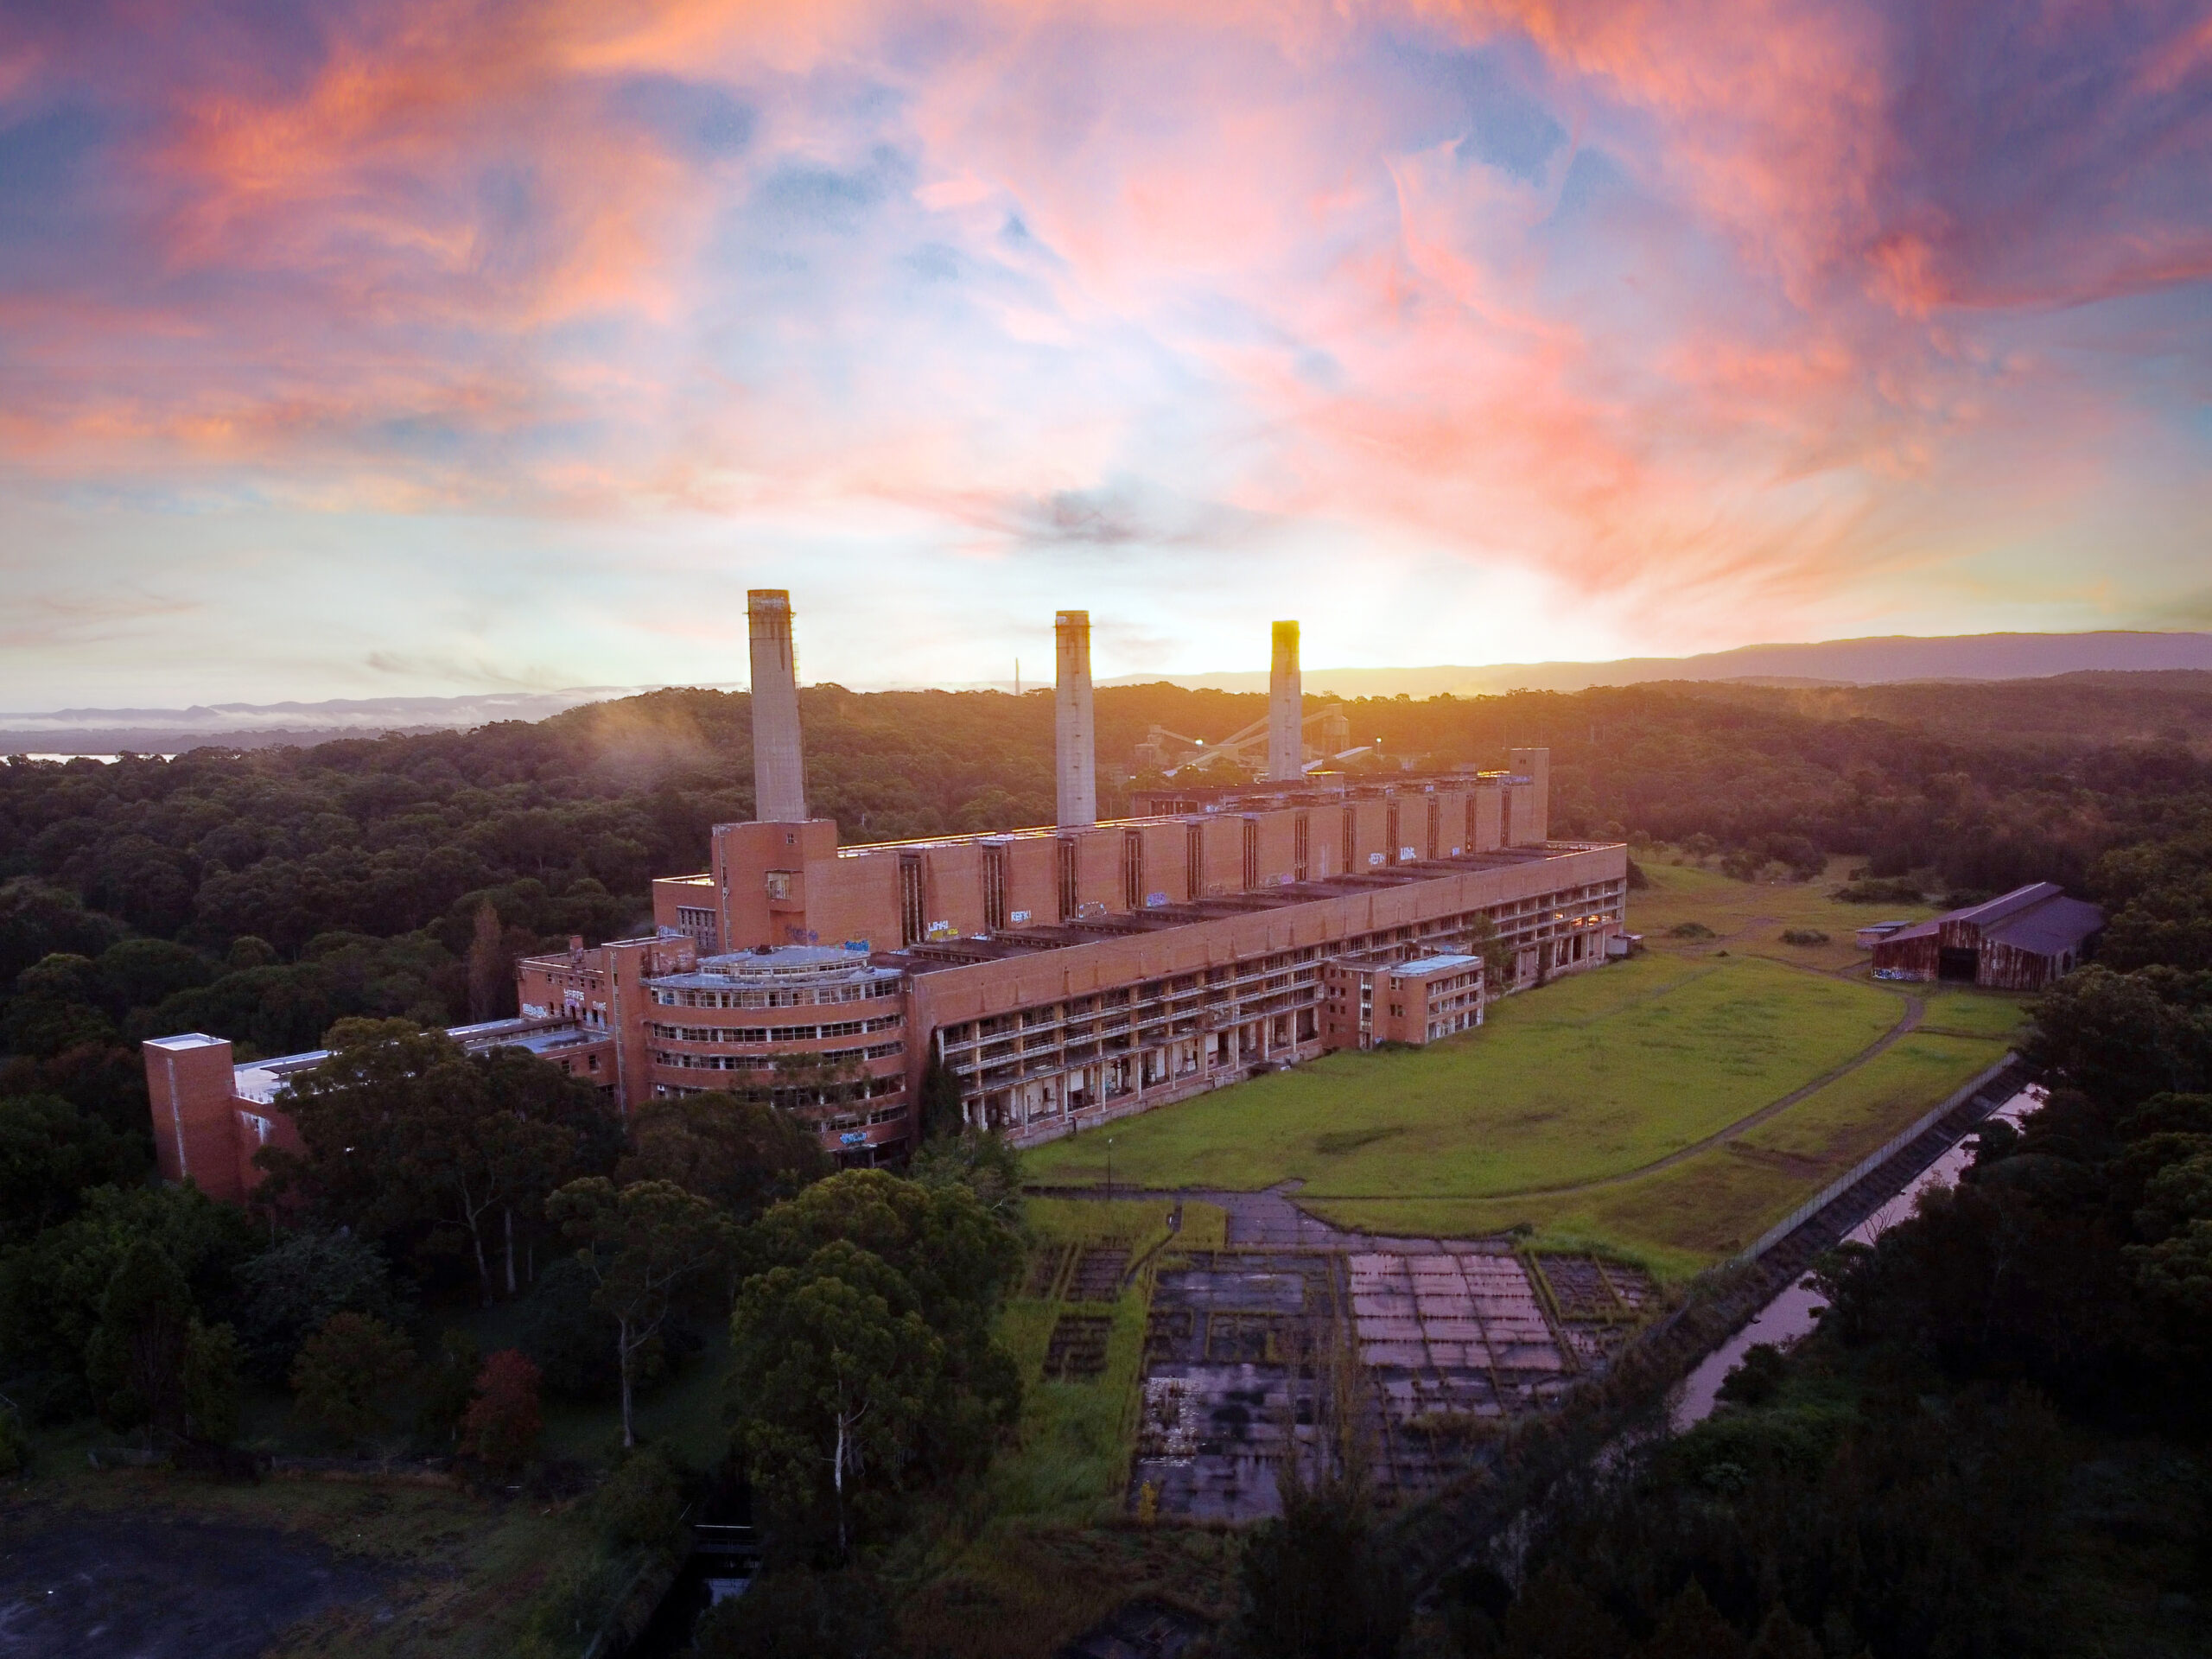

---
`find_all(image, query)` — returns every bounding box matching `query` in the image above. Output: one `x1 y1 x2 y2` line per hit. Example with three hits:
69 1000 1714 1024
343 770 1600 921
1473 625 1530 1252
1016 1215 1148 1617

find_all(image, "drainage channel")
1669 1073 2042 1429
624 1522 760 1657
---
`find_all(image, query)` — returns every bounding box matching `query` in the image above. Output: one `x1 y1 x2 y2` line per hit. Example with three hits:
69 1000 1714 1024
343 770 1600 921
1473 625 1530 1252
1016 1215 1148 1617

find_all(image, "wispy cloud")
0 0 2206 701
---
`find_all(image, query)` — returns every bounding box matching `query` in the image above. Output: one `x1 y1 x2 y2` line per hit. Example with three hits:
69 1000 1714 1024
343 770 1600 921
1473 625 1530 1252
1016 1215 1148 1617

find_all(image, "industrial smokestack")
1268 620 1302 782
1055 610 1097 828
747 589 808 823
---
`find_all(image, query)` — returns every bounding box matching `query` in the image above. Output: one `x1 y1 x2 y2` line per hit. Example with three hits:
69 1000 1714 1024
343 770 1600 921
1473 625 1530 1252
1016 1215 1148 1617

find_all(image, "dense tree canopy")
257 1019 620 1303
1430 804 2212 1658
729 1167 1023 1555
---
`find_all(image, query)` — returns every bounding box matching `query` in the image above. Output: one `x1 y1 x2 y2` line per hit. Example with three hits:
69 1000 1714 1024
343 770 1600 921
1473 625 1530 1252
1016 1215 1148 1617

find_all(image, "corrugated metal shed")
1870 883 2101 990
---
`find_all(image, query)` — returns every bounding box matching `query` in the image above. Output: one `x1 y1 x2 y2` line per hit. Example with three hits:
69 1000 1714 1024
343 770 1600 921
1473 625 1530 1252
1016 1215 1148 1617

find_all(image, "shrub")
1668 921 1716 939
1779 929 1830 946
289 1312 414 1443
693 1571 887 1659
517 1256 624 1401
234 1228 408 1381
1716 1342 1789 1408
1833 877 1925 905
594 1447 687 1555
0 1398 29 1473
461 1349 543 1474
183 1320 244 1445
416 1328 481 1446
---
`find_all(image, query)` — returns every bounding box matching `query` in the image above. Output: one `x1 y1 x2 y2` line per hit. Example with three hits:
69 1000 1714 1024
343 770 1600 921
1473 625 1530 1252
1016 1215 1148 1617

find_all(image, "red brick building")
1320 951 1486 1050
143 601 1629 1194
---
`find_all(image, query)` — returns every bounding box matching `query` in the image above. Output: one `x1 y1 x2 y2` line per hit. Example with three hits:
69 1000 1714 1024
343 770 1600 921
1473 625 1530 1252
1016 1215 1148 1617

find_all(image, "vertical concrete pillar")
1268 620 1302 782
748 589 808 823
1509 747 1551 843
1055 609 1097 828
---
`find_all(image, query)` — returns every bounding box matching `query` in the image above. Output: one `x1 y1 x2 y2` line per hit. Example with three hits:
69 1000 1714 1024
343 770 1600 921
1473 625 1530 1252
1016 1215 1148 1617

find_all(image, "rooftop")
649 944 899 989
226 1014 607 1102
1395 952 1485 976
1880 883 2104 956
879 843 1604 976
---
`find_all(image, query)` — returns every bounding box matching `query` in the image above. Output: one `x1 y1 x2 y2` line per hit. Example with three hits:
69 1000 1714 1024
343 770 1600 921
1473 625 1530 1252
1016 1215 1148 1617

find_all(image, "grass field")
1021 859 2029 1276
1300 1030 2012 1274
1024 951 1904 1198
1627 854 1945 972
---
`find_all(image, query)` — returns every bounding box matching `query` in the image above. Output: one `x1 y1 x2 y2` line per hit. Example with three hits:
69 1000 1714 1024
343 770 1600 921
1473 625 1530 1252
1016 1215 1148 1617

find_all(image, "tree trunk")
504 1206 517 1298
833 1406 849 1560
469 1212 493 1307
618 1318 636 1449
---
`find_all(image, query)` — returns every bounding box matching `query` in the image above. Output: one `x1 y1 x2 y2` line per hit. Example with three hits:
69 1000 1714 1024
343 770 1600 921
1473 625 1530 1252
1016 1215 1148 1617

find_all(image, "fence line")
1738 1054 2023 1263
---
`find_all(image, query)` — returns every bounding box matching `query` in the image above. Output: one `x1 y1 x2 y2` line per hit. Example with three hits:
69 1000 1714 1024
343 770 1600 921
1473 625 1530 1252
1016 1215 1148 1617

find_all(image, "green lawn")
1023 952 1905 1199
1917 986 2034 1041
1300 1028 2012 1276
1735 1033 2007 1166
1021 860 2033 1277
1630 855 1945 974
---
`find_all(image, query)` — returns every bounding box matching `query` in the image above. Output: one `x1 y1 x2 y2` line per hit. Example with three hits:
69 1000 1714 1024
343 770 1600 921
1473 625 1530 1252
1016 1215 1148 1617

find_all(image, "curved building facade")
642 945 910 1165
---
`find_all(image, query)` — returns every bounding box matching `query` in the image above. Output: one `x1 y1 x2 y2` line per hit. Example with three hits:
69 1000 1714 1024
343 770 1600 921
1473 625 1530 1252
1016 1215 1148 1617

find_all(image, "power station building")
145 594 1630 1192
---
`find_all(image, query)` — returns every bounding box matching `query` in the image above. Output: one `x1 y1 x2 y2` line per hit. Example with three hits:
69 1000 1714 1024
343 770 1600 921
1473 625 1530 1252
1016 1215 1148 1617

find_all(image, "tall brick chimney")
1055 610 1097 828
747 589 808 823
1268 620 1303 783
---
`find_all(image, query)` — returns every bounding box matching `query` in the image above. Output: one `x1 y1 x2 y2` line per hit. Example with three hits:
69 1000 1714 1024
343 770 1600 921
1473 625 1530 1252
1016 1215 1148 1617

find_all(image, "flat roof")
1394 953 1484 976
232 1049 332 1104
880 843 1617 976
223 1015 605 1102
651 944 900 988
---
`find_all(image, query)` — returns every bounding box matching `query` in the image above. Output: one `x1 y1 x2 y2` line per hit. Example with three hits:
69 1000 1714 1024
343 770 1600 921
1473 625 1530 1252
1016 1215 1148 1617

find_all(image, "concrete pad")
1420 1318 1484 1342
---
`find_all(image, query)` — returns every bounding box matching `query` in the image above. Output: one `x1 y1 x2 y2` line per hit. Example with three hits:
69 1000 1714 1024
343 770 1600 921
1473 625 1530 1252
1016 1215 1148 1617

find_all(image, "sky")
2 0 2209 707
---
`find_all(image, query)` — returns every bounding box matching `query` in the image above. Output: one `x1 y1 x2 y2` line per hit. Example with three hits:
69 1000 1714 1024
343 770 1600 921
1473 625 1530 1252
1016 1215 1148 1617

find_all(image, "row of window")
652 980 898 1009
650 1039 906 1071
645 1013 903 1044
941 890 1619 1078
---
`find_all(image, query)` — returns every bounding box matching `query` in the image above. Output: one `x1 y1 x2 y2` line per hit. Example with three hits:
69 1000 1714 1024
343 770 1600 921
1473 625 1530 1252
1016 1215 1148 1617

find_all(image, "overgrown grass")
1303 1027 2009 1273
1022 953 1904 1199
1630 855 1944 973
1736 1033 2007 1166
985 1199 1224 1526
1916 986 2034 1041
890 1198 1237 1659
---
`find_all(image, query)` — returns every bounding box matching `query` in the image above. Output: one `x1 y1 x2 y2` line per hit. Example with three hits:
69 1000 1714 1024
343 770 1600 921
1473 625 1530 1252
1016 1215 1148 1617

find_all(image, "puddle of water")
1669 1086 2042 1430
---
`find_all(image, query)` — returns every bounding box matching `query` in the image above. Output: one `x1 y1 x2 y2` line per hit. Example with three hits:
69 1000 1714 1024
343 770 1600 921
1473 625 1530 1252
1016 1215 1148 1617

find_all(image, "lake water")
1669 1085 2044 1430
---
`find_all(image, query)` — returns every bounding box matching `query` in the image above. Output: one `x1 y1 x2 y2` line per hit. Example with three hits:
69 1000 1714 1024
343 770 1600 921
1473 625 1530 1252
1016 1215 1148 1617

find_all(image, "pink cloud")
0 0 2204 668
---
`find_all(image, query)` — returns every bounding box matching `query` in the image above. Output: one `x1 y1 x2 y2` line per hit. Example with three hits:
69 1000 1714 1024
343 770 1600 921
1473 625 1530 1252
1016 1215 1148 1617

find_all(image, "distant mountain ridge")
8 632 2209 755
1100 631 2212 698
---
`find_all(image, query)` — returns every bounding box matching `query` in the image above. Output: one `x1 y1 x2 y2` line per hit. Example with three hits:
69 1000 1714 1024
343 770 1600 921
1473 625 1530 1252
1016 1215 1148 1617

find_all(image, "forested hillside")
4 676 2209 1111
